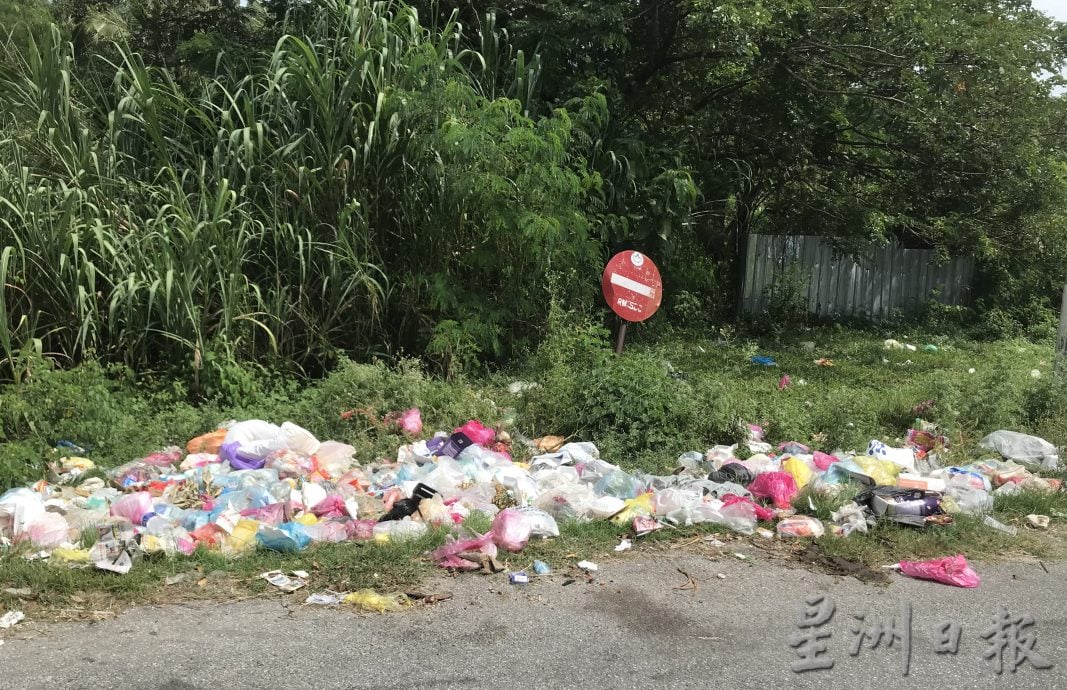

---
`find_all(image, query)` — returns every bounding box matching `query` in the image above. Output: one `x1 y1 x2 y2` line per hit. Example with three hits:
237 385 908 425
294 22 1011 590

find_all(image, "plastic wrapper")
776 515 825 538
491 508 533 551
897 554 980 588
748 471 799 509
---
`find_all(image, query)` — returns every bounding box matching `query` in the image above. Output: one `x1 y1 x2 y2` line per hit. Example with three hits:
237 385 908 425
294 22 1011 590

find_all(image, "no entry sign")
601 251 662 322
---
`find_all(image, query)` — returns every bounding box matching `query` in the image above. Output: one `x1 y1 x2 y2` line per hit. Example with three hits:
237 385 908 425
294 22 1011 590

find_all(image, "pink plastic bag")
748 472 799 509
898 555 980 588
240 503 285 526
722 494 775 521
490 508 532 551
455 420 496 446
311 495 349 518
346 519 377 541
813 451 839 471
431 532 498 570
399 408 422 435
110 492 153 524
26 512 71 548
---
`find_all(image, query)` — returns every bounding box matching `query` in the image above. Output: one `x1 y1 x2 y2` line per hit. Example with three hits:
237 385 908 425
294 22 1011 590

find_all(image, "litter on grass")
0 407 1059 600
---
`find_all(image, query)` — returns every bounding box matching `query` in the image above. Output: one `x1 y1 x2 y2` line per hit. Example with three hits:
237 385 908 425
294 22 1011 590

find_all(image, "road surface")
0 549 1063 689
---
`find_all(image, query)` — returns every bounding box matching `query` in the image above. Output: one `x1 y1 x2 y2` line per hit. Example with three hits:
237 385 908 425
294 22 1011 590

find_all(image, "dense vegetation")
2 0 1066 386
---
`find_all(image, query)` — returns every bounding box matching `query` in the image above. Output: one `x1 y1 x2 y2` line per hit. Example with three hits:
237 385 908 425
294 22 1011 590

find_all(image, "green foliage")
0 1 603 382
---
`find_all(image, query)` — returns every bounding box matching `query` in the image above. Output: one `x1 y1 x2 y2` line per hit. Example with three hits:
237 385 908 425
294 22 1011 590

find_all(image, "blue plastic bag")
257 522 311 552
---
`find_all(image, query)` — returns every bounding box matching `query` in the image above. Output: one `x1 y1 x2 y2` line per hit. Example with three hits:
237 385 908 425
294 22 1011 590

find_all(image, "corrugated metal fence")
741 234 975 319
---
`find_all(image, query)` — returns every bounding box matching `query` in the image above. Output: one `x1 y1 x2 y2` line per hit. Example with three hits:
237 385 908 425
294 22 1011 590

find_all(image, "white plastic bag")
979 431 1059 469
281 421 321 456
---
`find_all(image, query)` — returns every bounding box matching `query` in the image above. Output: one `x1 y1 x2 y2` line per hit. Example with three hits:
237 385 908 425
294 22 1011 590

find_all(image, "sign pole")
615 320 629 356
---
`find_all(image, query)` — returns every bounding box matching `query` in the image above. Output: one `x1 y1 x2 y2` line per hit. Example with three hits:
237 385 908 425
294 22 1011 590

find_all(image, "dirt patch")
793 544 890 585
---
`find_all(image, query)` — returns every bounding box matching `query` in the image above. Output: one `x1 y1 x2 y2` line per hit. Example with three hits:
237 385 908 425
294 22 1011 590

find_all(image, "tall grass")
0 0 600 384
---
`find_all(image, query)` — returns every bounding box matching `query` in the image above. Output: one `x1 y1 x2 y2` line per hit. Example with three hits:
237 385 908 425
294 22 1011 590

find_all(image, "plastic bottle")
983 515 1018 536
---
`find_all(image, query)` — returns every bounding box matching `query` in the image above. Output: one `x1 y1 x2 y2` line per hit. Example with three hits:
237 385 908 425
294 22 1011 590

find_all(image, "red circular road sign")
601 251 663 322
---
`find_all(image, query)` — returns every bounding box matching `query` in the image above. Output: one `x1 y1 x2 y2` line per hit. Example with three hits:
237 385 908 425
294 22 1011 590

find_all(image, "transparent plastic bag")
491 508 532 551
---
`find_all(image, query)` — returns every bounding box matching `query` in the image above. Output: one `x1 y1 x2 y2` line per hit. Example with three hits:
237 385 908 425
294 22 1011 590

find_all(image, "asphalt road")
1 549 1064 689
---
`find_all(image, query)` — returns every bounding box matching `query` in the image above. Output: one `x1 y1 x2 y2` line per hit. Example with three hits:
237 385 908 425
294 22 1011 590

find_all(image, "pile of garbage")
0 414 1060 578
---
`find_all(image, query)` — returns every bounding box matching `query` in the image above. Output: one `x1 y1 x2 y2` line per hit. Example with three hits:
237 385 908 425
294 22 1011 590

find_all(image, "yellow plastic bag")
611 492 653 524
293 513 319 526
852 456 900 486
782 457 815 489
52 547 91 563
222 519 260 555
343 589 409 613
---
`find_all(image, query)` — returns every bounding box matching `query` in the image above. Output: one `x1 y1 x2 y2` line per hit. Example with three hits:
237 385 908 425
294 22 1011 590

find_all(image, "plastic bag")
534 484 597 521
748 471 799 509
314 441 356 478
653 488 702 516
813 451 839 471
310 495 349 519
514 507 560 537
431 532 497 570
0 488 46 537
722 494 775 521
280 421 320 456
830 502 869 537
455 420 496 446
595 470 643 499
852 456 901 486
222 519 261 554
110 492 153 525
26 512 71 548
372 519 427 542
979 431 1059 469
186 428 228 454
343 590 409 612
867 440 916 471
491 508 532 551
611 493 654 524
782 457 815 489
257 523 311 552
945 480 993 516
398 408 422 435
776 515 825 538
415 494 452 527
898 554 980 588
346 519 377 541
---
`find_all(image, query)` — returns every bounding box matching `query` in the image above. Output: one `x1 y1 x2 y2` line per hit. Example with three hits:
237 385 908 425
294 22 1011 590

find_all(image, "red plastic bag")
813 451 839 471
748 472 799 509
490 508 532 551
454 420 496 446
722 494 776 521
898 555 980 588
399 408 422 435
